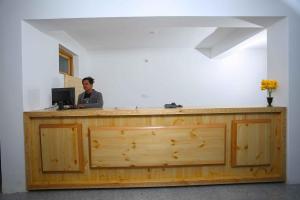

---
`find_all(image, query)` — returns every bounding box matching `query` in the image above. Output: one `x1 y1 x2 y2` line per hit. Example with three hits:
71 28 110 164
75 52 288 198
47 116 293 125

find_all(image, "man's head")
82 77 94 92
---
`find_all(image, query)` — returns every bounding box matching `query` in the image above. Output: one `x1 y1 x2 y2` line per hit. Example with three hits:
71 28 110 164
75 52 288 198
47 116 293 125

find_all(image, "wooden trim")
24 107 287 118
40 124 81 129
89 124 226 131
88 128 93 170
280 108 287 181
231 119 272 124
59 48 73 76
39 124 84 173
27 176 284 190
224 124 227 166
23 113 32 187
77 124 84 172
231 119 272 167
231 120 238 167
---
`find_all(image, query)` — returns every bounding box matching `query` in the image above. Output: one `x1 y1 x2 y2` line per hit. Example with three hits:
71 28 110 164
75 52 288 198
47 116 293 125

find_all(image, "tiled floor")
0 183 299 200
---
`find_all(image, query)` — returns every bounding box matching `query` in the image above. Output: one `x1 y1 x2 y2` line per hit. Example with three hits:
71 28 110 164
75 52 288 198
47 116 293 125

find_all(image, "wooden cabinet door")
231 119 271 167
40 124 84 172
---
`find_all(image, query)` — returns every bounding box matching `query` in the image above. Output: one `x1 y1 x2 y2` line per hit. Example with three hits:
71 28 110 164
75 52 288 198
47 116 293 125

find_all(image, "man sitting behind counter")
77 77 103 108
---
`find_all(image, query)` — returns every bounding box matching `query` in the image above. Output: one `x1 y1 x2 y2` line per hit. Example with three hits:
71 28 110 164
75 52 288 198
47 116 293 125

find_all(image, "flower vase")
267 97 273 107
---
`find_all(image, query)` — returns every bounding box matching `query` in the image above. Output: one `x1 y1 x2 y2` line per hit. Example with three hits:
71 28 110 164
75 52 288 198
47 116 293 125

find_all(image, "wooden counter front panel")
24 108 286 190
89 125 226 168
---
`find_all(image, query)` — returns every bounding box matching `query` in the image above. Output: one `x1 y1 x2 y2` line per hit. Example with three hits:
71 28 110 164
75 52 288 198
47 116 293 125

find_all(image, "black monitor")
52 87 75 107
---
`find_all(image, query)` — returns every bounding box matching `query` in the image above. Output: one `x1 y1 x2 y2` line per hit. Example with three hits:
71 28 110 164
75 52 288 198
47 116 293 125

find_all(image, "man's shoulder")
78 92 85 97
92 90 102 96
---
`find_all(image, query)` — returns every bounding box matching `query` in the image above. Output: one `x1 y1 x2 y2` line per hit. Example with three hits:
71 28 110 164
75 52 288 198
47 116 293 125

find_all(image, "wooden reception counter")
24 107 286 190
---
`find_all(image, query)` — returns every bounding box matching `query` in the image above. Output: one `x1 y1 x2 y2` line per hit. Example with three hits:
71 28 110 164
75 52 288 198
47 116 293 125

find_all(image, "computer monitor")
52 87 75 106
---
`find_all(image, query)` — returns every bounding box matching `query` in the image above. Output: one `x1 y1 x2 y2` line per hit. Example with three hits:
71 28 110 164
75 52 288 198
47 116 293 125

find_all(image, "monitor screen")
52 87 75 106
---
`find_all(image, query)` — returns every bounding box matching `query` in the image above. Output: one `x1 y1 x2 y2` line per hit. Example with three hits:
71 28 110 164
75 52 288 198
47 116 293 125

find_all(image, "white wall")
22 22 64 111
1 0 299 194
22 22 90 111
0 2 26 193
86 48 267 108
267 18 289 106
286 13 300 185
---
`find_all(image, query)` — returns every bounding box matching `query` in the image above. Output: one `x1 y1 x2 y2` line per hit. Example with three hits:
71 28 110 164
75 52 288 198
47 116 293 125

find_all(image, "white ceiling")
56 27 217 49
28 16 280 57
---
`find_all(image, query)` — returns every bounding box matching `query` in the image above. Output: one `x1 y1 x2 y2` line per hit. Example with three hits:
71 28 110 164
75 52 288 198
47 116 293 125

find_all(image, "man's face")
82 80 93 92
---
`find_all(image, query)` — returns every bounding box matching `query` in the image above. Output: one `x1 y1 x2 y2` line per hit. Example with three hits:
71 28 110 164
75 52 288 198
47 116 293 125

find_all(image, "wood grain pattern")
24 107 286 118
27 176 284 190
23 107 286 190
231 119 272 167
39 124 84 172
89 125 226 168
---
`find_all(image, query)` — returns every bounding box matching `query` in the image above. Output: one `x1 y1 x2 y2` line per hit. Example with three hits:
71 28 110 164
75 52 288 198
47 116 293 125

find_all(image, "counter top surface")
24 106 286 118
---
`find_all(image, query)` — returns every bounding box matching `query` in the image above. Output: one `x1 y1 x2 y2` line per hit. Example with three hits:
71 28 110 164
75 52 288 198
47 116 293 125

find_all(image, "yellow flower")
260 79 278 90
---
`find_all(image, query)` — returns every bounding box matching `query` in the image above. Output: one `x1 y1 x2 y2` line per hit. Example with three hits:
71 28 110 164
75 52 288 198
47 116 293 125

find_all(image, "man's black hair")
82 77 94 84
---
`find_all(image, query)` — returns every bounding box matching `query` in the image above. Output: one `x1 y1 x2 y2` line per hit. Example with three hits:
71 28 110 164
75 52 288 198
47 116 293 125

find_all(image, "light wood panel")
24 107 286 190
89 125 226 168
64 74 84 104
231 119 272 167
232 119 271 166
39 124 84 172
